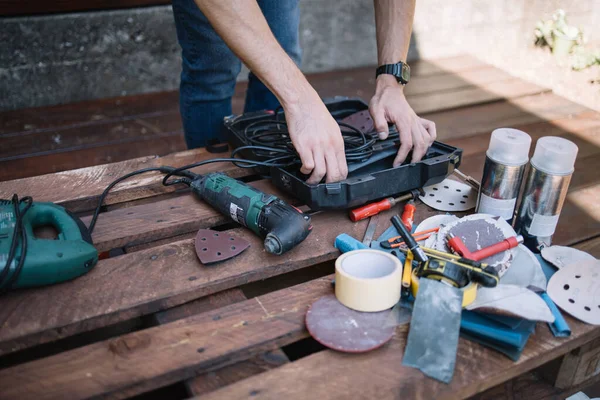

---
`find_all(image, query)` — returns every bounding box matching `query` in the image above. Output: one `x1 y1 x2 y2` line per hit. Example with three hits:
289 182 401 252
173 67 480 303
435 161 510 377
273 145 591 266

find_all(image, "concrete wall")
0 0 598 111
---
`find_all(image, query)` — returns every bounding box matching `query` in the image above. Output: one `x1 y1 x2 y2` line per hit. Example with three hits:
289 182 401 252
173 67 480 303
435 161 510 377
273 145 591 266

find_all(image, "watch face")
401 63 411 83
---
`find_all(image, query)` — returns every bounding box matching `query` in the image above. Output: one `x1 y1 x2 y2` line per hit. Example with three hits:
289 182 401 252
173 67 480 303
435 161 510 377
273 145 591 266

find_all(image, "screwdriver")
349 188 423 222
454 169 481 191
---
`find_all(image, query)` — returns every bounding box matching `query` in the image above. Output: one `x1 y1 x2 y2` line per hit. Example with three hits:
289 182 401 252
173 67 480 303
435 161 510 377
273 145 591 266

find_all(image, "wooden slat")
411 78 548 115
574 236 600 258
0 205 419 355
0 148 248 213
3 272 600 400
151 289 290 397
469 370 600 400
431 92 590 142
0 111 183 162
0 134 186 182
0 275 333 400
198 319 599 400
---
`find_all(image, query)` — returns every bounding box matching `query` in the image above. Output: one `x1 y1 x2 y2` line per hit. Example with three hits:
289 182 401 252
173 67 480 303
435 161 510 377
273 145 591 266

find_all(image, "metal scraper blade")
194 229 250 265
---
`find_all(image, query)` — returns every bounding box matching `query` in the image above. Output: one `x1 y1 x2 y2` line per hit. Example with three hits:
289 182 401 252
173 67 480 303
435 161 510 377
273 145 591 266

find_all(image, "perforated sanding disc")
305 294 395 353
194 229 250 264
420 179 476 212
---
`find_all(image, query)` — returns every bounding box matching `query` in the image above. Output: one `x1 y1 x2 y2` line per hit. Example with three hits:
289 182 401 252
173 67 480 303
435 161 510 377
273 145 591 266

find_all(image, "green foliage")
534 9 582 49
534 9 599 71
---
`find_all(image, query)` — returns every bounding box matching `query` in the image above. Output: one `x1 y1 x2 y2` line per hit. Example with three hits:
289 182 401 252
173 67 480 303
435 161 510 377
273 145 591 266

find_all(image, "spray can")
476 128 532 222
515 136 578 250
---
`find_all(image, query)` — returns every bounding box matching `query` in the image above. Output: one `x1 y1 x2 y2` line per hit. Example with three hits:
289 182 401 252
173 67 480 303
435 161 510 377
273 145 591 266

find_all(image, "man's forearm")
195 0 315 108
373 0 416 65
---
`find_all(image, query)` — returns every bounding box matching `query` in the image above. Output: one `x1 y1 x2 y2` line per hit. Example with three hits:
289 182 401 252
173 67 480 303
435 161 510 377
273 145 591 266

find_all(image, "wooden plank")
411 77 548 115
3 271 600 399
0 110 183 162
0 0 169 17
431 92 590 142
445 109 600 157
187 350 290 397
197 319 599 400
0 148 248 213
81 179 289 252
574 236 600 258
151 289 290 397
549 337 600 389
0 275 333 400
0 205 417 355
0 134 186 182
469 371 600 400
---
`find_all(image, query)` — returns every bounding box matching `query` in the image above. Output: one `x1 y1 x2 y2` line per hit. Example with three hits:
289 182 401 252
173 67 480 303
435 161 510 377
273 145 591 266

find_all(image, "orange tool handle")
446 234 473 259
471 236 522 261
447 234 523 261
349 198 392 222
401 201 416 231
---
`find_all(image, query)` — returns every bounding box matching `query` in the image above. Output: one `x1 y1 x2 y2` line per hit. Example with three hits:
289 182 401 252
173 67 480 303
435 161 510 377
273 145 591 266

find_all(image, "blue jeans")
172 0 302 149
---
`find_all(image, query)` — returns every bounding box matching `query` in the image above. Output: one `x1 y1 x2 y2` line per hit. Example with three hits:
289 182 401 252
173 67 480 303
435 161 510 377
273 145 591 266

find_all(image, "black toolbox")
224 97 463 210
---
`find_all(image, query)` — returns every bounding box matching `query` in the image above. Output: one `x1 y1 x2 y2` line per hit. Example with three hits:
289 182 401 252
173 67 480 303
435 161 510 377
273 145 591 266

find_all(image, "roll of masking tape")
335 249 402 312
410 268 478 307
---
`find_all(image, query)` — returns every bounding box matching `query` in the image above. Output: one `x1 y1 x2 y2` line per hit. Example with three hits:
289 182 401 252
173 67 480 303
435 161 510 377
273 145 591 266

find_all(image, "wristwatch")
376 61 411 85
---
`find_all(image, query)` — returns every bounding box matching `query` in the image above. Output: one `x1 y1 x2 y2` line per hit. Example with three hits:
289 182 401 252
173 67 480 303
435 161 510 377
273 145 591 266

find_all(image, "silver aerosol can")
515 136 578 250
476 128 532 222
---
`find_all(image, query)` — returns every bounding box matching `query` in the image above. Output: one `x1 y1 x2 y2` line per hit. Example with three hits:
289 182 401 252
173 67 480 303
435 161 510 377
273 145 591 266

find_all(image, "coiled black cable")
0 195 33 292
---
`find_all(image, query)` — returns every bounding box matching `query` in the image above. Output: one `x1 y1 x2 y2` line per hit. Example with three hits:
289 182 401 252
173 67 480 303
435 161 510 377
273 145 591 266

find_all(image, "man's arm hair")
373 0 416 64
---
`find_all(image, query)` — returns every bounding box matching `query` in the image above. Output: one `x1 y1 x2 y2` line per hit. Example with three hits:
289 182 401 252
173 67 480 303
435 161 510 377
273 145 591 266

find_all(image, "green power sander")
0 196 98 291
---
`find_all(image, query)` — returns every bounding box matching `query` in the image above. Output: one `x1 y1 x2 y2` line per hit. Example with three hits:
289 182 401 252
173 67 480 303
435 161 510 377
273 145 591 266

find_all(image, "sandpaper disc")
305 294 395 353
194 229 250 265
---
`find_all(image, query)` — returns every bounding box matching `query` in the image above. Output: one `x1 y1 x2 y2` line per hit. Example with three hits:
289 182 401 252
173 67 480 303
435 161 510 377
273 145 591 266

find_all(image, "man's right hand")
285 92 348 184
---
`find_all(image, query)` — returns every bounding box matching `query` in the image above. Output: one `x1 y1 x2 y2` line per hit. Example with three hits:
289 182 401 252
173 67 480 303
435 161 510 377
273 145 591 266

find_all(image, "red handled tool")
349 188 424 222
446 233 523 261
401 200 416 231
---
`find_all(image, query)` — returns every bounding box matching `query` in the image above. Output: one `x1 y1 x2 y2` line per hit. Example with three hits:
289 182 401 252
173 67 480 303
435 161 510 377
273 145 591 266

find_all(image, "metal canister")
515 136 578 250
476 128 532 222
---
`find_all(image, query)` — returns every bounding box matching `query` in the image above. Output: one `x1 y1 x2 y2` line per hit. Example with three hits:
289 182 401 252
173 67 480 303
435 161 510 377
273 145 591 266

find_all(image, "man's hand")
285 91 348 184
369 75 437 167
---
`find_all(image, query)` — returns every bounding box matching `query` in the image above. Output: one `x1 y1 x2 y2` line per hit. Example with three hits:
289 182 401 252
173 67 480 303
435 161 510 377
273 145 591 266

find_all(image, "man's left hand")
369 75 437 167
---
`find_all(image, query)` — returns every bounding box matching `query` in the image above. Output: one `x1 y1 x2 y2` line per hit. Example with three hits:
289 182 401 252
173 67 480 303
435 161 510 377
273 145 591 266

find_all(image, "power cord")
0 195 33 292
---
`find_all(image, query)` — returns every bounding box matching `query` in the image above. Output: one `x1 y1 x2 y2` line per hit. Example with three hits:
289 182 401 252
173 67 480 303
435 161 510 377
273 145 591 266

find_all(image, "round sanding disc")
305 294 395 353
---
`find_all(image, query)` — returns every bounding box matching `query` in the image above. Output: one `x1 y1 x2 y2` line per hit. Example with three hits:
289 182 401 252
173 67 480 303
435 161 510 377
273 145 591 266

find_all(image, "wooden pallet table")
0 55 599 399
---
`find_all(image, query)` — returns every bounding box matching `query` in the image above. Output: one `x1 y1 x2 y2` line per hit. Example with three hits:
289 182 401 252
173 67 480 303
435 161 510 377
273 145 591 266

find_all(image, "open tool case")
225 97 463 210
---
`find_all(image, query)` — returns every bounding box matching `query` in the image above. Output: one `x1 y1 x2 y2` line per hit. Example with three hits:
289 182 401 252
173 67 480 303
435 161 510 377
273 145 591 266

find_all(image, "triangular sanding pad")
194 229 250 265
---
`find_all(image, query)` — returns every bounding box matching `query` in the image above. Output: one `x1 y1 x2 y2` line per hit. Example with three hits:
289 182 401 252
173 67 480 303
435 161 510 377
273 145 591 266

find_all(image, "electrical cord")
90 116 401 234
0 114 399 290
0 195 33 292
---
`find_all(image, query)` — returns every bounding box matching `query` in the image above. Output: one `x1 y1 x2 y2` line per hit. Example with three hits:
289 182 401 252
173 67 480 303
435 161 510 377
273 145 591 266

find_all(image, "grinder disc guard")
194 229 250 264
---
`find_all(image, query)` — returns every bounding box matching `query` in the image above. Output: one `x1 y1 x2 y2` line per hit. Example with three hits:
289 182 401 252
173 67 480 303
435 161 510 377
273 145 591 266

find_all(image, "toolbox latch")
325 183 341 195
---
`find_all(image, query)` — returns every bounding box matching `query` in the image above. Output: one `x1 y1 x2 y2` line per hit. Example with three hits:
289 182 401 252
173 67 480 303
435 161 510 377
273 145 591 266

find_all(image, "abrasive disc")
541 245 596 269
305 294 395 353
194 229 250 264
420 179 476 212
547 260 600 325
